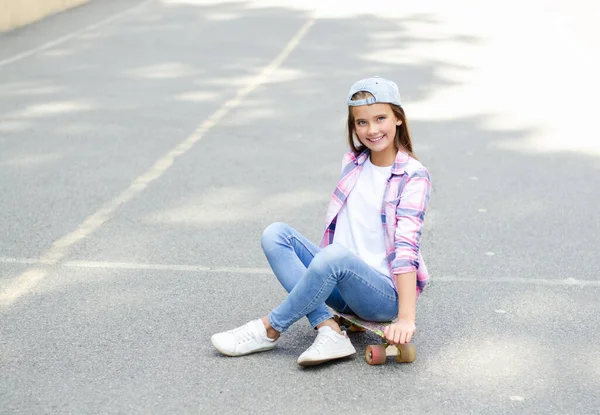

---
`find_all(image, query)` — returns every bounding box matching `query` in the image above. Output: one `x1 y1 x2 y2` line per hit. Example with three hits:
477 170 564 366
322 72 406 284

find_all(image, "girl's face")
351 103 400 166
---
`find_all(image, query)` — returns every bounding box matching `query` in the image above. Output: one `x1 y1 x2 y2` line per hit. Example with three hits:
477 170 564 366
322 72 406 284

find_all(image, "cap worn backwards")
347 76 402 107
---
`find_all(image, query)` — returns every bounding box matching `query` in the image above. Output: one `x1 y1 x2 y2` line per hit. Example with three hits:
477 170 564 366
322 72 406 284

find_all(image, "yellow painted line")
0 16 316 308
0 0 153 68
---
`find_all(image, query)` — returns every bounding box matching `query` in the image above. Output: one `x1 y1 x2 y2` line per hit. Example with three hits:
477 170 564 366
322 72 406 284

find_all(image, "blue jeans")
261 222 398 333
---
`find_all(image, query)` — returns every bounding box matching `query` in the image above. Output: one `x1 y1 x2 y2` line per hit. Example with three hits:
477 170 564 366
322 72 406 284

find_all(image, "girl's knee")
261 222 290 249
311 243 352 270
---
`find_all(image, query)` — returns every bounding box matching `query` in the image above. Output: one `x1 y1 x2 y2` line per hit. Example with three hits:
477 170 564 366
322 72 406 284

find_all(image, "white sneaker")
211 319 278 357
297 326 356 366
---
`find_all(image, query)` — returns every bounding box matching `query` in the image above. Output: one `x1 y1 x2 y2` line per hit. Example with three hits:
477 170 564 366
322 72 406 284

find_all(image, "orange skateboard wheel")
365 345 387 365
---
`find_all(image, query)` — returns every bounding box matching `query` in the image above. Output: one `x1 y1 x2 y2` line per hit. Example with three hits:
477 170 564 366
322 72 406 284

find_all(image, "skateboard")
333 311 416 365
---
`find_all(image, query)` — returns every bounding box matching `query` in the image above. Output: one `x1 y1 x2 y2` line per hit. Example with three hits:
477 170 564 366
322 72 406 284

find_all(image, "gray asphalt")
1 0 599 414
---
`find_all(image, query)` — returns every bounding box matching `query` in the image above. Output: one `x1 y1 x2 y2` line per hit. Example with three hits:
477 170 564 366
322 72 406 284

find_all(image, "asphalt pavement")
1 0 599 413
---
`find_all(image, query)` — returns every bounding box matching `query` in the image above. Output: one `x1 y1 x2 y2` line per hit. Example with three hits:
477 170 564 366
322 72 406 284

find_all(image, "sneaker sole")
211 340 277 357
297 350 356 367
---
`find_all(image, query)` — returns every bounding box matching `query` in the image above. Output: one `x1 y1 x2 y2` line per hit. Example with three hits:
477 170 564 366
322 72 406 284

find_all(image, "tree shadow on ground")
1 1 599 414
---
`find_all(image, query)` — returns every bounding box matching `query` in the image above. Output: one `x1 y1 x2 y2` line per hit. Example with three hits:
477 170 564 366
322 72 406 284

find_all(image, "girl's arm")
383 271 417 344
385 167 432 344
396 271 417 322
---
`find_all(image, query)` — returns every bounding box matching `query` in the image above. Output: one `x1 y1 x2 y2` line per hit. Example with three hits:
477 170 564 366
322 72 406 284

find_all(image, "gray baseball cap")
347 76 402 107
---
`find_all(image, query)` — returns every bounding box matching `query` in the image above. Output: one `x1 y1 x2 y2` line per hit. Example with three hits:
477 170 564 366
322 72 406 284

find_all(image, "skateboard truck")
334 312 417 365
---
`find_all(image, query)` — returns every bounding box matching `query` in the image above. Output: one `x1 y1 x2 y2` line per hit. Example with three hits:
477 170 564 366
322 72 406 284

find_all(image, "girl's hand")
383 319 416 344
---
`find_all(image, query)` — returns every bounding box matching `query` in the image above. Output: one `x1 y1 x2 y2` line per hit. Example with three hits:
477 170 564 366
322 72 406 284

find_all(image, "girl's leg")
261 222 349 328
210 223 349 358
268 243 398 334
267 242 398 366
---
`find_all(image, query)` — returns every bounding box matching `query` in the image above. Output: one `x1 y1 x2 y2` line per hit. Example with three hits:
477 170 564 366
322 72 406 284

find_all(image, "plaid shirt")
320 149 432 293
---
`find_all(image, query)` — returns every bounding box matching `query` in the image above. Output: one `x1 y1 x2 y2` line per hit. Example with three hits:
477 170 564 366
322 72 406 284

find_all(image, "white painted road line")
65 260 212 273
1 257 599 286
0 15 317 308
65 261 272 275
432 275 600 287
0 0 154 68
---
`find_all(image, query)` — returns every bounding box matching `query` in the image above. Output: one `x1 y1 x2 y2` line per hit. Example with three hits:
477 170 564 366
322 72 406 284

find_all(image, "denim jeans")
261 222 398 333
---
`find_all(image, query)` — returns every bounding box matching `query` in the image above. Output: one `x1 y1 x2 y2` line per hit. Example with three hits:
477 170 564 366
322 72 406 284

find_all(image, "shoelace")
230 323 257 344
308 332 333 352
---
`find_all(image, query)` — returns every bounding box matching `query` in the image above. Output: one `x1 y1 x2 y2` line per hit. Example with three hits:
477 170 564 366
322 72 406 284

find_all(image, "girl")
211 76 432 366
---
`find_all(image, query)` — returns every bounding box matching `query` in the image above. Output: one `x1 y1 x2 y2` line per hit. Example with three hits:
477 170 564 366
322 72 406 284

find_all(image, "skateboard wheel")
395 343 416 363
365 345 387 365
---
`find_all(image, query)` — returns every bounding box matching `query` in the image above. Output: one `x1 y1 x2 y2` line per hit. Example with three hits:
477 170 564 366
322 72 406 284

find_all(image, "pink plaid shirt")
319 149 432 293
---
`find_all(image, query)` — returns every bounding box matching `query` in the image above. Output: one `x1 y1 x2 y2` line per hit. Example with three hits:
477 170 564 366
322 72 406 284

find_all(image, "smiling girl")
211 76 432 366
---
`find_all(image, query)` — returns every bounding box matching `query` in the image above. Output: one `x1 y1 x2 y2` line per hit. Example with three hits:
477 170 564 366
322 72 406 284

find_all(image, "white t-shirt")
333 156 392 278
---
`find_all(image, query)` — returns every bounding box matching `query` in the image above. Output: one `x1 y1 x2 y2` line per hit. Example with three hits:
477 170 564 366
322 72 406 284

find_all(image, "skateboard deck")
333 311 416 365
